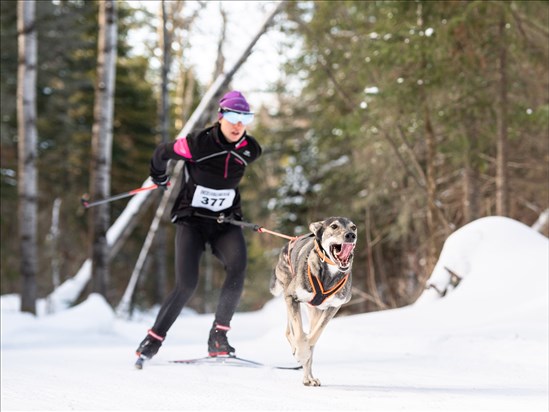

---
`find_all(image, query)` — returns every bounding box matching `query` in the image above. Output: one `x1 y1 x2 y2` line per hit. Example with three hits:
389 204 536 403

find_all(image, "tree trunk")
178 70 195 127
152 0 171 304
89 0 117 301
463 120 480 223
46 198 62 314
416 2 438 279
364 207 386 310
496 10 509 216
48 198 62 290
374 245 395 308
424 103 438 277
17 0 38 315
213 4 228 82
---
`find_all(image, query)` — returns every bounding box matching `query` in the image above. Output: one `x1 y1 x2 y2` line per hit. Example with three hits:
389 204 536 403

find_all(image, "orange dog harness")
286 235 350 306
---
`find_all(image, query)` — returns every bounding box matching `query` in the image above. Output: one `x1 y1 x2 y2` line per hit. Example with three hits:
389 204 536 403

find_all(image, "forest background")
1 0 548 317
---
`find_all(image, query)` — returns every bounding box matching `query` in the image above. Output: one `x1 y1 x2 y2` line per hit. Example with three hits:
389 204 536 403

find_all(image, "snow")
2 216 548 411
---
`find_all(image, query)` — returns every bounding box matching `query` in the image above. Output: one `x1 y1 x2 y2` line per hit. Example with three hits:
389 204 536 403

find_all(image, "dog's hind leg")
284 295 305 351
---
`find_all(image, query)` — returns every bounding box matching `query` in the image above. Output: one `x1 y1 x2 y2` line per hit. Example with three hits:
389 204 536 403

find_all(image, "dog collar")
313 239 336 266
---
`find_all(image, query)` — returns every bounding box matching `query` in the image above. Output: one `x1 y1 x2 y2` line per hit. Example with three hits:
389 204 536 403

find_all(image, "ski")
170 355 302 370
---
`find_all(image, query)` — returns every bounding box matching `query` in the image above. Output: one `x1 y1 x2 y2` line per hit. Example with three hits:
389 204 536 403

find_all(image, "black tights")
151 218 247 337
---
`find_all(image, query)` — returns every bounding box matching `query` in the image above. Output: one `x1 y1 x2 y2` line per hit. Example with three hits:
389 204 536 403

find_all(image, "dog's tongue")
337 243 355 262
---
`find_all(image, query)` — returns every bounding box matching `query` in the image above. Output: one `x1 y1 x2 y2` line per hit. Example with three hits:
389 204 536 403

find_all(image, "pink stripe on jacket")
173 138 192 159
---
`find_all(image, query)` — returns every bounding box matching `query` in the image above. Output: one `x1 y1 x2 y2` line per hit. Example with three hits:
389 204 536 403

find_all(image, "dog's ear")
309 221 324 238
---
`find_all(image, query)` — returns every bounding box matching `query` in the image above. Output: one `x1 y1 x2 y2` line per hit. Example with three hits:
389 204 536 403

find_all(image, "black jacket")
150 124 262 221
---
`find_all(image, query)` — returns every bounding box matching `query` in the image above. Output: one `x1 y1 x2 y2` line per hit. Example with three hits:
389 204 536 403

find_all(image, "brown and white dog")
270 217 357 386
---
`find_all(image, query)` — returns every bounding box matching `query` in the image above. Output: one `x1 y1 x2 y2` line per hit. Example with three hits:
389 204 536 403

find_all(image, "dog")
270 217 357 386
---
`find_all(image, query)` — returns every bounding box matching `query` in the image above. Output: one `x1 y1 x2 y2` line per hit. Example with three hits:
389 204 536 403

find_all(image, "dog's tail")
269 271 283 297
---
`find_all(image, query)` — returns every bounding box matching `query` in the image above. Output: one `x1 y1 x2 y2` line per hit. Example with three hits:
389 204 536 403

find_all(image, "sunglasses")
221 109 254 126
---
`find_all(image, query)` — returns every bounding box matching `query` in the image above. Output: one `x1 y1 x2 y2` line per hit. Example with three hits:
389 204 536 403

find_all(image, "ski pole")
81 183 170 209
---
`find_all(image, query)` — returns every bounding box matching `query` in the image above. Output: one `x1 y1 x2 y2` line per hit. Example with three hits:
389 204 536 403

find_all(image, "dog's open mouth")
331 242 355 268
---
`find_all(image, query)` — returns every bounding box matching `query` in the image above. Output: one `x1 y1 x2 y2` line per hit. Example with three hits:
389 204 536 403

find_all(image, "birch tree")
89 0 117 300
17 0 38 314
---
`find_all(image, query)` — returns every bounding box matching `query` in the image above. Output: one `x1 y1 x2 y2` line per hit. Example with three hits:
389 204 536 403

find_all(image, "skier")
136 90 262 362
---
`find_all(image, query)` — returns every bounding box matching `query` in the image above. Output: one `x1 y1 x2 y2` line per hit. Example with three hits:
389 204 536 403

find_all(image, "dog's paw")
303 376 321 387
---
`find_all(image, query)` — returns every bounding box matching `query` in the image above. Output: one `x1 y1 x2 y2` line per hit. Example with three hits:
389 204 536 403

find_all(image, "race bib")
191 185 236 212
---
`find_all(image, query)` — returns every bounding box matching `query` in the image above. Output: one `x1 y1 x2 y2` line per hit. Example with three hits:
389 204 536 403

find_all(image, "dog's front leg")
296 306 340 387
307 306 339 347
301 346 320 386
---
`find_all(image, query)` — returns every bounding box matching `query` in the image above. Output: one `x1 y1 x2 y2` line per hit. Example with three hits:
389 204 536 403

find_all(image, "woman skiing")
136 90 262 362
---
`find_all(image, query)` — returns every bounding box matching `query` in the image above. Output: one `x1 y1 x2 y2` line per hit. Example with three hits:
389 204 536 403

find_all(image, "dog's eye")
351 225 357 231
330 224 338 230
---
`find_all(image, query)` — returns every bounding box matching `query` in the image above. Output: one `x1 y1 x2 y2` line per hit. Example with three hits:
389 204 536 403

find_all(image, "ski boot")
207 323 235 357
135 329 164 369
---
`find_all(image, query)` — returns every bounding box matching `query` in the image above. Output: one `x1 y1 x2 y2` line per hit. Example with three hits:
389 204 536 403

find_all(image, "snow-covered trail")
2 217 548 411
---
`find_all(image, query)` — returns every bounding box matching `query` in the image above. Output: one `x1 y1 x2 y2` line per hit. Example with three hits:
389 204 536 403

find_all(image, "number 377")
200 196 225 207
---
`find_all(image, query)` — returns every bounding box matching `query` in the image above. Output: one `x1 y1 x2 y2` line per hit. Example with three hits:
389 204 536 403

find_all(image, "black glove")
151 174 170 191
